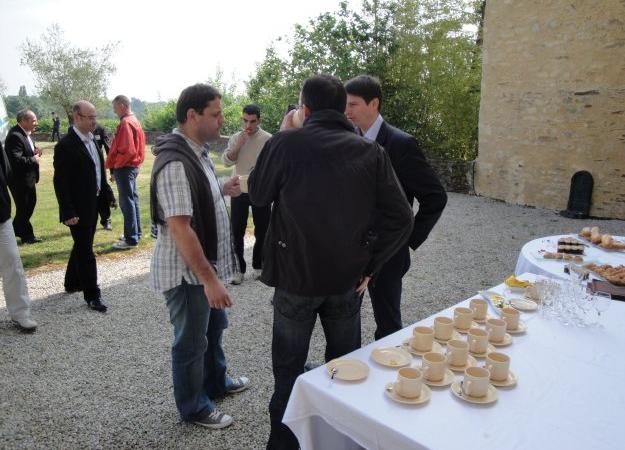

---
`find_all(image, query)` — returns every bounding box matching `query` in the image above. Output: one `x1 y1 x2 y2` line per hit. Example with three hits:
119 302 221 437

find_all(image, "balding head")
16 109 38 133
72 101 97 134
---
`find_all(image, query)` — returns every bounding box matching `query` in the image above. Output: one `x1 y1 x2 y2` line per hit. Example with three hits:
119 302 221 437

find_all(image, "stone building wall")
476 0 625 219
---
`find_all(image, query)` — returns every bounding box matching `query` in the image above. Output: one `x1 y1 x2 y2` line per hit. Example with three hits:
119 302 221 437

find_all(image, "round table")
515 234 625 280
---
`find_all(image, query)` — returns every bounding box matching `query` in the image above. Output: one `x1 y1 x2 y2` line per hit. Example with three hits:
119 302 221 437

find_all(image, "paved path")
1 193 623 449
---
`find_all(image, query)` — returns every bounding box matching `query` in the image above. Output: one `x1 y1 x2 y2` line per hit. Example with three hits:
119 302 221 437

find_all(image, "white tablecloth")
283 273 625 450
515 234 625 280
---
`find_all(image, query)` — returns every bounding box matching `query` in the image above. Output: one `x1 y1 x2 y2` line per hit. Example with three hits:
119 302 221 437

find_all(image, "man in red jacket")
106 95 145 249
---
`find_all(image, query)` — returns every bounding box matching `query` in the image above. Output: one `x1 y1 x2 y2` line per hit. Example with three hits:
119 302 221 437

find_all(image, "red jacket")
106 114 145 169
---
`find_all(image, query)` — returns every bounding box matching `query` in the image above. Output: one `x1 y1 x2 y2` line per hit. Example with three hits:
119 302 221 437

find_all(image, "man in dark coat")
53 101 115 312
249 74 414 450
4 109 42 244
93 123 115 230
345 74 448 340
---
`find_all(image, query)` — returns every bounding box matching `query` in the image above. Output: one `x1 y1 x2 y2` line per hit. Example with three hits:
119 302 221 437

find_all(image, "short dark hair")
112 95 130 107
344 75 383 110
242 104 261 118
176 84 222 124
301 74 346 113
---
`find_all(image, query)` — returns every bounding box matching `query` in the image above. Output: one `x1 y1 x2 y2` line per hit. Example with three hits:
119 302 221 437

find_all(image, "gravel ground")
1 193 623 449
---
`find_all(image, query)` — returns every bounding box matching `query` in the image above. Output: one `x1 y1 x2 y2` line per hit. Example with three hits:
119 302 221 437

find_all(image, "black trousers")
230 193 270 274
64 210 100 302
266 288 362 450
98 200 111 226
368 245 411 340
51 129 61 142
9 182 36 240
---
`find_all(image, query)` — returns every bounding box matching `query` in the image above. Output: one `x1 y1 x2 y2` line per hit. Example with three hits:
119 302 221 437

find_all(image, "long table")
283 273 625 450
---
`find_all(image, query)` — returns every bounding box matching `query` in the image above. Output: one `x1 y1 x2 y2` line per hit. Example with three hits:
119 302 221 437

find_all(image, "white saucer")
401 339 444 357
450 380 498 404
510 297 538 312
455 322 480 334
423 368 455 387
326 358 369 381
489 333 513 347
490 371 518 388
434 330 462 344
448 355 478 372
469 343 497 358
371 347 412 368
385 382 431 405
506 322 527 335
473 315 495 324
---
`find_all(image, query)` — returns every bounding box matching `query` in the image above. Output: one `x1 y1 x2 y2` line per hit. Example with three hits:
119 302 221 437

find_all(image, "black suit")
368 120 447 340
4 125 40 241
53 127 114 302
93 124 113 227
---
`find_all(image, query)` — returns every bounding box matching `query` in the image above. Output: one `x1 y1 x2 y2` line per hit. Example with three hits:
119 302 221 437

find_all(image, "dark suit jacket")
376 121 447 250
0 141 12 222
4 125 39 188
53 127 114 223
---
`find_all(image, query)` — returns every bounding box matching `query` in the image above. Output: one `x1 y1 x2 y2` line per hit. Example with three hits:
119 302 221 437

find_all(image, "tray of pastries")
583 263 625 286
579 227 625 251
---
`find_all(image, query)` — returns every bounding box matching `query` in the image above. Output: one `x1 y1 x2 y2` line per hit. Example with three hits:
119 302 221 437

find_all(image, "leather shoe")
87 298 108 312
22 237 43 244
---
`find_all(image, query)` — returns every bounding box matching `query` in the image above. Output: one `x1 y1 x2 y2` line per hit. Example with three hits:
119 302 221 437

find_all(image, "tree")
20 24 117 122
18 85 28 97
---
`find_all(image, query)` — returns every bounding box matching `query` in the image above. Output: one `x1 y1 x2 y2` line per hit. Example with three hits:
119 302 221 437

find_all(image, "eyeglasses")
78 112 97 120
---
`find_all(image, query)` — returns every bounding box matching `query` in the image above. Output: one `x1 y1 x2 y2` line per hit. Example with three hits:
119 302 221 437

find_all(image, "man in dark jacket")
0 140 37 331
249 74 414 450
93 123 115 230
345 74 448 340
53 101 115 312
5 109 42 244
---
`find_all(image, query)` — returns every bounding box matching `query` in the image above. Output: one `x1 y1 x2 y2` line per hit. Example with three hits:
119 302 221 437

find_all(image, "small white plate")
326 358 369 381
506 322 528 335
401 339 444 357
510 297 538 312
423 369 455 387
489 333 513 347
370 347 412 368
448 355 478 372
490 371 518 388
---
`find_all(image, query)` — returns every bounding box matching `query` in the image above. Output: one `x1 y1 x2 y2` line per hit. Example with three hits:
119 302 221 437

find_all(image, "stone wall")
430 159 475 194
476 0 625 219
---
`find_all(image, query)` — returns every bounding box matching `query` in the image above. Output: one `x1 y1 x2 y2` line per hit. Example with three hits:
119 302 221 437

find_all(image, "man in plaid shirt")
149 84 249 430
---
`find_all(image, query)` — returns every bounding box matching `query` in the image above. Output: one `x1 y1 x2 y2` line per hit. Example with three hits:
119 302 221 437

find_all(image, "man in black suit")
53 101 115 312
4 109 42 244
345 75 448 340
93 123 114 230
51 112 61 142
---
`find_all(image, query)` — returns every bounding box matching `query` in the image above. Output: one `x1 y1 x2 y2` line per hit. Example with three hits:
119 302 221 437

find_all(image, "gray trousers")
0 219 32 320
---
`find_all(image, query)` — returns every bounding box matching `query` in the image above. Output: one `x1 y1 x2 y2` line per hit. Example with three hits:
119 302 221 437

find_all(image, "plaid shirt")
149 129 238 293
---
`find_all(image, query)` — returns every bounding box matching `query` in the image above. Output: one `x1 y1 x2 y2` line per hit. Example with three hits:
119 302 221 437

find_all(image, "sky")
0 0 358 102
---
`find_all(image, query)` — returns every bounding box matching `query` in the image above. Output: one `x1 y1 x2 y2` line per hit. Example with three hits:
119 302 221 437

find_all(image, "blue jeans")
267 288 362 450
113 167 142 245
165 280 235 421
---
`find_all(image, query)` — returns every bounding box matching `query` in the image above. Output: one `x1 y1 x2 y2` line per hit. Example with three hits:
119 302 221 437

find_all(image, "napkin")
588 280 625 301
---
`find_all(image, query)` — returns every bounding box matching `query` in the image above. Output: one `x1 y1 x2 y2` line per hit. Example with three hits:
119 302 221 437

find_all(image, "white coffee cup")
501 307 520 331
467 327 489 354
486 318 507 343
485 352 510 382
434 316 454 340
463 366 491 398
422 352 447 382
411 326 434 352
470 298 488 321
446 339 469 367
393 367 424 398
454 307 474 330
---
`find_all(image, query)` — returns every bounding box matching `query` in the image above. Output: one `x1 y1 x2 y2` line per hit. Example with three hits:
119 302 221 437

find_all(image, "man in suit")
93 123 114 230
345 74 448 340
51 112 61 142
53 101 115 312
4 109 42 244
0 140 37 331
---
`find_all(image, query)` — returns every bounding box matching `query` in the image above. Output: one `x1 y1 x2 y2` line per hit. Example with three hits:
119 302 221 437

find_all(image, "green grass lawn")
15 141 236 271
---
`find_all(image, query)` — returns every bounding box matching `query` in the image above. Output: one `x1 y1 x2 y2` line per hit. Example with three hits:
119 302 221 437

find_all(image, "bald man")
53 101 115 312
5 109 42 244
